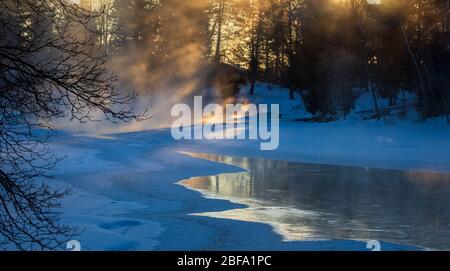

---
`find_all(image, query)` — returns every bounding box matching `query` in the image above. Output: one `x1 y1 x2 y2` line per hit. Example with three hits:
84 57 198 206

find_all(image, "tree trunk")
265 37 269 75
214 0 225 63
250 78 256 96
370 83 380 120
289 88 295 100
400 22 427 117
249 7 263 96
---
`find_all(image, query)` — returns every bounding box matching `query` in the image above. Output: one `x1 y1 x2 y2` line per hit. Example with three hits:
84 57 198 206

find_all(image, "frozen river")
181 153 450 250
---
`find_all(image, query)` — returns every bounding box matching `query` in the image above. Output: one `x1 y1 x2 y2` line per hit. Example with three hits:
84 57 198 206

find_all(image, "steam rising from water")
54 0 216 135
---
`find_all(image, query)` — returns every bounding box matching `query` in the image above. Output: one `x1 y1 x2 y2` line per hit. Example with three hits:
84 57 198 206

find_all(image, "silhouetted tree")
0 0 145 250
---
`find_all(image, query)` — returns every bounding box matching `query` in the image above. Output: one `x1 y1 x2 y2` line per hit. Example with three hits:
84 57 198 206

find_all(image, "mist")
54 0 224 134
53 0 450 134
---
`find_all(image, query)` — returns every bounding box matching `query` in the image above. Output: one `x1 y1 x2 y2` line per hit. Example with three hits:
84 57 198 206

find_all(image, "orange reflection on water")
179 152 450 249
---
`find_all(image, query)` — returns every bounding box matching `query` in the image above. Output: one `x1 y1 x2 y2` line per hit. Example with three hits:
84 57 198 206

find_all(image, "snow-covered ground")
46 83 449 251
181 83 450 173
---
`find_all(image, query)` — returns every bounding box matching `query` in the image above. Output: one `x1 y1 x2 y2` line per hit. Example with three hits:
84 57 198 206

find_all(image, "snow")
47 140 164 251
180 119 450 173
61 191 163 251
180 83 450 173
237 83 313 120
40 83 450 251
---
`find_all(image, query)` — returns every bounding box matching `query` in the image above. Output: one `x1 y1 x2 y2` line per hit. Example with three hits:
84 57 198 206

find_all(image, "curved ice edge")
177 152 425 251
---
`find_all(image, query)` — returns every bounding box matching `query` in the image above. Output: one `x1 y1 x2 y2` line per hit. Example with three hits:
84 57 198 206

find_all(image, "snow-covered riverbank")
45 84 450 251
180 84 450 173
47 120 449 250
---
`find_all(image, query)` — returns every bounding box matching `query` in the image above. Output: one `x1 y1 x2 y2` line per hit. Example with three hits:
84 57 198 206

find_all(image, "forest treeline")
49 1 450 121
3 1 450 120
